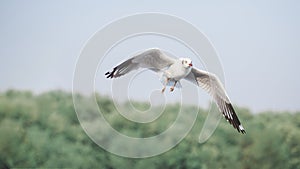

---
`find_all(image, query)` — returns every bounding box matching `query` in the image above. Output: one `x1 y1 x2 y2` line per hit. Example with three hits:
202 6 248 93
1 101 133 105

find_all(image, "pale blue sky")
0 1 299 112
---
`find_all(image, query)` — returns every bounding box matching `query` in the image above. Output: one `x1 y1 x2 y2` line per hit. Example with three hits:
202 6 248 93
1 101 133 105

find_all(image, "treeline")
0 90 299 169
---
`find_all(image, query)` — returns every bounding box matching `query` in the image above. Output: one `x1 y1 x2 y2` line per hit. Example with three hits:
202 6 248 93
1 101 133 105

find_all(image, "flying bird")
105 48 245 134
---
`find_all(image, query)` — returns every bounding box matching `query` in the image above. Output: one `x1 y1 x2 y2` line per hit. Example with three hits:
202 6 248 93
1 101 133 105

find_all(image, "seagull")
105 48 245 134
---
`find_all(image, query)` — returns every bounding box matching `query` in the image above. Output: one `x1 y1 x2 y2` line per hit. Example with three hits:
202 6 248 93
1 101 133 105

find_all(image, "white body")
164 59 192 80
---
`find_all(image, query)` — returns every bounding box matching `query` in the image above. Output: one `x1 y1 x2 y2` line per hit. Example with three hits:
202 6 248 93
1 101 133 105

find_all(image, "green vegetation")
0 90 299 169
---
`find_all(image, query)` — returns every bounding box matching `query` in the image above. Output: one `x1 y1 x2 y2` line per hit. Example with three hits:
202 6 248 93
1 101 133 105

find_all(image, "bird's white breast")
164 60 192 81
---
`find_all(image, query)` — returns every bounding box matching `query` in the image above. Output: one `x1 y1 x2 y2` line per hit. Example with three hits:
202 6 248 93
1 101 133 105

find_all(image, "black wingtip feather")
225 103 246 134
105 67 118 79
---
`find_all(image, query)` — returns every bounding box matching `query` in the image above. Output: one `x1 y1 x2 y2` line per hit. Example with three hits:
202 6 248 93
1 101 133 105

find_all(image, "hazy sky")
1 1 299 113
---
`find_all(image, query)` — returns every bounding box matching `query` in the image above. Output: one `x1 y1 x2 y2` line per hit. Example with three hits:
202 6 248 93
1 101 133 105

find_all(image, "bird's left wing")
184 68 245 133
105 48 176 78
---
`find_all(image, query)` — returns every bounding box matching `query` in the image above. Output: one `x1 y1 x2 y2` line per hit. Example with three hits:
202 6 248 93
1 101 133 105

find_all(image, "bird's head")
180 58 193 68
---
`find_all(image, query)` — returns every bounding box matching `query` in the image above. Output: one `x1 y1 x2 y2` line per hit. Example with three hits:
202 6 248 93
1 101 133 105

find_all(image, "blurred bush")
0 90 299 169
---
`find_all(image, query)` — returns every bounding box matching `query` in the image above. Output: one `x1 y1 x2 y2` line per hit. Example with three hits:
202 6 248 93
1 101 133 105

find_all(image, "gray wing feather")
184 68 245 134
105 48 175 78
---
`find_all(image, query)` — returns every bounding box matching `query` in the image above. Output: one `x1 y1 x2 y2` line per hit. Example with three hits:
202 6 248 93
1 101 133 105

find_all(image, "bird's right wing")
184 68 245 133
105 48 176 78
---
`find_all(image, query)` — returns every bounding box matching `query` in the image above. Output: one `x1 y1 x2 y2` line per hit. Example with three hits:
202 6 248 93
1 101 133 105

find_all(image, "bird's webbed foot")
170 87 174 92
161 86 166 93
170 81 177 92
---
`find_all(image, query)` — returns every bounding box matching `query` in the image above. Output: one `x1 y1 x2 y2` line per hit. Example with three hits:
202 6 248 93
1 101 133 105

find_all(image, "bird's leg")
161 78 170 93
170 81 177 92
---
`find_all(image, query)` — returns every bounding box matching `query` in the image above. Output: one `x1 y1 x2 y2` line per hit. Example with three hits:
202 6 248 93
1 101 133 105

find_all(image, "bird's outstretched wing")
105 48 176 78
184 68 245 133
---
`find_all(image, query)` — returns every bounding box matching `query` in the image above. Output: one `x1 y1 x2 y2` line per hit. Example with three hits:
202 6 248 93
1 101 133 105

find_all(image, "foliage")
0 90 299 168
